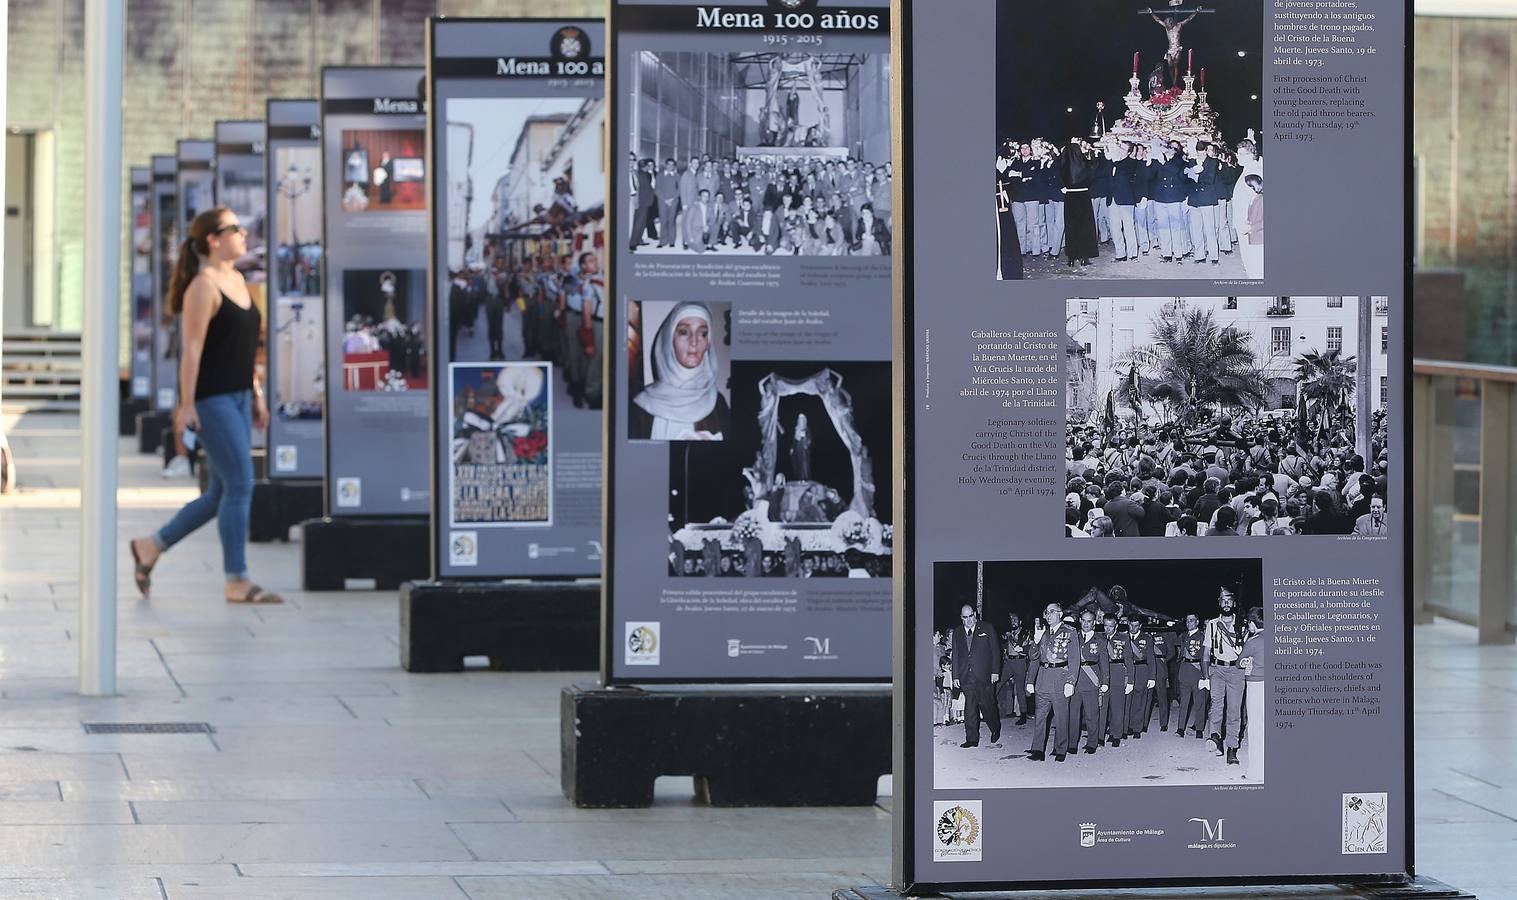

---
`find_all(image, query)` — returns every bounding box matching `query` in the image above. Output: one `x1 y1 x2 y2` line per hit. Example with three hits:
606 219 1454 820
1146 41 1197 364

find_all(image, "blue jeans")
155 390 252 580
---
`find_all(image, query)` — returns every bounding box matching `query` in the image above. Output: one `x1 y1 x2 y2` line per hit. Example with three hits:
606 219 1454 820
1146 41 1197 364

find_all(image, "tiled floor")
0 410 1512 899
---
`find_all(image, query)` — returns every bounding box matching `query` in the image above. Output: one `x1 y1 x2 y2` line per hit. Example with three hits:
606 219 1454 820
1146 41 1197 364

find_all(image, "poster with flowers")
449 361 552 525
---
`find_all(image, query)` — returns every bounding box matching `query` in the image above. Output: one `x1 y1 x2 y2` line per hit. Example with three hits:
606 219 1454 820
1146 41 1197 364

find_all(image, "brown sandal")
128 539 153 598
229 584 284 604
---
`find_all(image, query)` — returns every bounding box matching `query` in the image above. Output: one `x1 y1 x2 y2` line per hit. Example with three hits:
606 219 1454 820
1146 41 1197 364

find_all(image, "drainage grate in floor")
81 722 214 735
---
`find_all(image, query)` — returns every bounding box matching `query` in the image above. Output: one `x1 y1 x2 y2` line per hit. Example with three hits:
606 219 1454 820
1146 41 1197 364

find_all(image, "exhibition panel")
127 166 152 402
148 154 178 415
265 99 325 481
894 0 1412 892
320 67 430 518
214 120 268 450
603 0 894 684
428 18 606 580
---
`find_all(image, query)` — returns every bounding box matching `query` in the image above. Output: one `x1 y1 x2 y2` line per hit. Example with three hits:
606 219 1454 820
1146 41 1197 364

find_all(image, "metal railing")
1413 358 1517 644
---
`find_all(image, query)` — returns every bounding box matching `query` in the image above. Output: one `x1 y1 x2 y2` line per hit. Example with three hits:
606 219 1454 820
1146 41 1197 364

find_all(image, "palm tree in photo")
1117 300 1267 424
1295 348 1358 438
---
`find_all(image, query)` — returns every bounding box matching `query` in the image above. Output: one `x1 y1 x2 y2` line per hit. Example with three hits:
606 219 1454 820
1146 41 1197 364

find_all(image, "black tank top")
194 291 260 401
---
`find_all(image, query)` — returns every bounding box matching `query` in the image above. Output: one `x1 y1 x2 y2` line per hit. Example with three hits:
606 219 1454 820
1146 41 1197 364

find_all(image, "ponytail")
166 206 232 315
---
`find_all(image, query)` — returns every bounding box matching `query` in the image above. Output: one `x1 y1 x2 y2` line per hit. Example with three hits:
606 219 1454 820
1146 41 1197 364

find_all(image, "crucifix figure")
1148 8 1199 86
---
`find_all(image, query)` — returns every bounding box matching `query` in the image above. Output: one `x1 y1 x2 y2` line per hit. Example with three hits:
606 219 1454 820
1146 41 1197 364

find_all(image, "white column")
79 0 124 696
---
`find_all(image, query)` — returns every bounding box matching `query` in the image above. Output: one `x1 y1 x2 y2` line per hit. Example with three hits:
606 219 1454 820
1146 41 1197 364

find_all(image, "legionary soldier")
999 612 1031 724
951 605 1001 748
1102 613 1134 746
1150 621 1178 732
1025 602 1078 762
1174 613 1208 738
1202 587 1248 765
1125 616 1157 739
1070 611 1110 755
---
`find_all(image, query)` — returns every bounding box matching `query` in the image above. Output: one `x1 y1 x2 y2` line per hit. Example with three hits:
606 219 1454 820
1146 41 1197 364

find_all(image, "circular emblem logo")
451 534 475 558
628 625 658 655
768 0 817 10
936 805 980 847
551 26 587 61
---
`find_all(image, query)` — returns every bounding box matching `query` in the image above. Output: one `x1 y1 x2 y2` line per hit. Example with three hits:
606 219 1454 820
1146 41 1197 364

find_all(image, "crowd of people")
341 315 425 391
628 153 892 256
936 587 1267 776
446 247 605 410
669 542 889 579
995 132 1263 278
1063 411 1391 537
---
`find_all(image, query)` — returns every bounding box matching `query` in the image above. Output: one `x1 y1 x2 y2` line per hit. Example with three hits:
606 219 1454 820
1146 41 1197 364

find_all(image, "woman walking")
129 207 283 604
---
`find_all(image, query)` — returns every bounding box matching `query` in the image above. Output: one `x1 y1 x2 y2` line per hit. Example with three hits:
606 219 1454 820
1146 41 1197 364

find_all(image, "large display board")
169 140 216 414
428 19 606 579
320 67 429 517
128 166 152 401
895 0 1411 891
149 154 178 413
605 0 894 682
265 99 325 480
215 121 268 448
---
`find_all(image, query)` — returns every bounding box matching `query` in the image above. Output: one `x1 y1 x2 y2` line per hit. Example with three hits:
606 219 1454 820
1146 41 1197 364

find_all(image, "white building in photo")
1066 296 1392 421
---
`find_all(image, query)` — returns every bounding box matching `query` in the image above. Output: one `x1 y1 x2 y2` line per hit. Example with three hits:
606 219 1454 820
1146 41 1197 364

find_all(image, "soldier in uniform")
998 612 1031 723
1025 602 1078 761
1102 612 1133 746
1070 610 1110 754
1149 621 1177 732
1125 616 1157 739
1174 613 1208 738
1202 587 1248 765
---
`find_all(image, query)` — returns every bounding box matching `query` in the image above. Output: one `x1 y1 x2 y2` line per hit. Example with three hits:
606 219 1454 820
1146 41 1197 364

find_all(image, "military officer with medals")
1025 602 1078 762
1149 620 1178 732
1202 587 1248 765
1102 613 1134 746
1070 610 1110 755
1125 616 1158 739
1174 613 1209 738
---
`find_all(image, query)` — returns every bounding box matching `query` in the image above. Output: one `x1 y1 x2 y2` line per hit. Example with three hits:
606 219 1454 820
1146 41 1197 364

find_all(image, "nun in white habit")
630 301 730 441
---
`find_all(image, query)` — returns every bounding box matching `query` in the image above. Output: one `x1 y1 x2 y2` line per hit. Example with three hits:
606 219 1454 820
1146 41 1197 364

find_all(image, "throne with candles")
1108 37 1220 146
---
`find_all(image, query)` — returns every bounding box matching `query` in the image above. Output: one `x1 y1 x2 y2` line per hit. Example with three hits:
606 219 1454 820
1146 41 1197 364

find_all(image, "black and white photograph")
1065 296 1392 537
271 145 324 421
626 51 891 257
339 268 427 392
443 96 607 413
667 361 892 578
626 299 733 442
994 1 1262 280
932 557 1265 789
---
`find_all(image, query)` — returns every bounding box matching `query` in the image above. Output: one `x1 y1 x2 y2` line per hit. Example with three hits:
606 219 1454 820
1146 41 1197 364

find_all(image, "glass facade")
631 51 747 164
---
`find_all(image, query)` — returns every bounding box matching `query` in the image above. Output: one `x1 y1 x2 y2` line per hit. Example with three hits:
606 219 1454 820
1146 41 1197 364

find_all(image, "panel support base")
135 411 170 454
399 579 599 672
831 875 1476 899
561 682 890 809
299 516 429 590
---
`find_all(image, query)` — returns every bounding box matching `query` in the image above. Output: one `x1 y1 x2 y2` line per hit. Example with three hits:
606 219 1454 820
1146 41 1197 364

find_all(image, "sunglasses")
213 223 247 237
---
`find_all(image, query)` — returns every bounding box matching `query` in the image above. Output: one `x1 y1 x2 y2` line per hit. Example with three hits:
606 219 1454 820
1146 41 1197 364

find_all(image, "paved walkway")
0 411 1511 898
